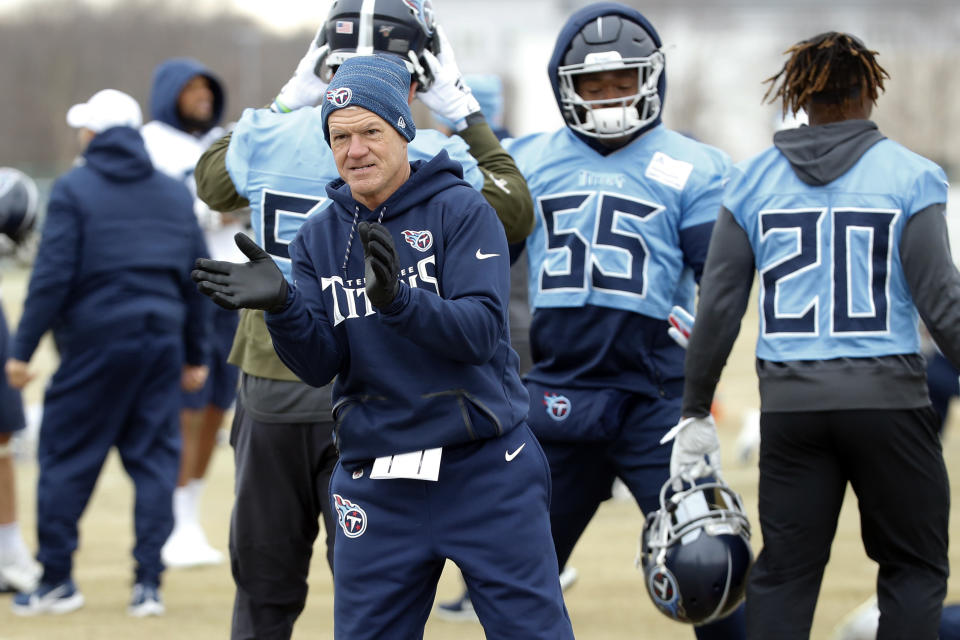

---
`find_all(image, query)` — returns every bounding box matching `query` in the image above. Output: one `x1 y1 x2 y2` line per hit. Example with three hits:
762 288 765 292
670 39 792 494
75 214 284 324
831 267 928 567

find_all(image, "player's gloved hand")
667 305 695 349
660 415 721 490
271 26 330 113
192 232 289 312
417 24 481 131
358 221 399 309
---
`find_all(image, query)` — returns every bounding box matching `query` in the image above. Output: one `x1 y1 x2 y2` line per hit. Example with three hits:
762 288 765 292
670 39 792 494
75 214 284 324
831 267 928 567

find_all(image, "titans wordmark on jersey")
319 253 439 326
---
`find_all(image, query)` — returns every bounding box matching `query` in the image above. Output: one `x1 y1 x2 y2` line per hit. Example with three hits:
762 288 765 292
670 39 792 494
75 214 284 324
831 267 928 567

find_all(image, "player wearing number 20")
501 5 744 635
681 32 958 638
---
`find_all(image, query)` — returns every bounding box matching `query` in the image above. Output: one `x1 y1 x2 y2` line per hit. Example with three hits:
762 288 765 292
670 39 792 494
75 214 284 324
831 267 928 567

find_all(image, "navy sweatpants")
36 326 182 587
527 382 746 639
330 423 575 639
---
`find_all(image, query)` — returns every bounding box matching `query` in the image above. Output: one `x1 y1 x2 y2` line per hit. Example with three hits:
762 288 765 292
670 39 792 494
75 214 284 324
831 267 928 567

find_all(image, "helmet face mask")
555 13 665 141
319 0 439 91
638 473 753 626
558 50 664 140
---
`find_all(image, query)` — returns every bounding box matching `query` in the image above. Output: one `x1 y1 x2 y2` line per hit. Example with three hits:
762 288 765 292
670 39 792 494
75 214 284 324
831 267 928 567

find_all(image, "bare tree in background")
0 0 314 176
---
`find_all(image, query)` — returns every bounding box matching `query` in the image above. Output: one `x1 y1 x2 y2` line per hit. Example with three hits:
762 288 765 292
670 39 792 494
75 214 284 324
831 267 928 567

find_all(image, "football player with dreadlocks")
672 31 957 638
444 3 745 637
193 1 535 637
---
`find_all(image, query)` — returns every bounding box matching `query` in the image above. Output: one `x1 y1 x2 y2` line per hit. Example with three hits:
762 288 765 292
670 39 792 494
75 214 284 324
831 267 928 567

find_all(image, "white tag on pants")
370 448 443 481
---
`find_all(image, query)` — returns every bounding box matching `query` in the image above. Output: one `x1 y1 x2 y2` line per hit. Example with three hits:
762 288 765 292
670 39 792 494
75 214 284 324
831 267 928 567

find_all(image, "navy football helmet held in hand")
318 0 440 91
638 471 753 625
0 167 39 244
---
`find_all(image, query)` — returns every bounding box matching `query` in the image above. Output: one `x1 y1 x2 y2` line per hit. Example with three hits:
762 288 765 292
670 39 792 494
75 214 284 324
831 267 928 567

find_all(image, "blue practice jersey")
506 125 728 318
726 138 949 362
504 125 730 390
225 106 484 279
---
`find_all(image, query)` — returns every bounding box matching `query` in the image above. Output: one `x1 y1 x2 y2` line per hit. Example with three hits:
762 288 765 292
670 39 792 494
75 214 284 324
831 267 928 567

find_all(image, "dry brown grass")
1 263 958 640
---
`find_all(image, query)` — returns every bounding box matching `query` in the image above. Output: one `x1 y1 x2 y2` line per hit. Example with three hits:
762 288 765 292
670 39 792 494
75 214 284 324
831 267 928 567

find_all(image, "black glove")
192 232 289 312
358 221 399 309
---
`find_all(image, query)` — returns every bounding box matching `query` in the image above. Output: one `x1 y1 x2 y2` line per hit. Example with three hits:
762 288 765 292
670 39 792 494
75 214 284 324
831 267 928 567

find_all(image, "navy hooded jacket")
265 151 529 463
12 126 209 365
149 58 225 133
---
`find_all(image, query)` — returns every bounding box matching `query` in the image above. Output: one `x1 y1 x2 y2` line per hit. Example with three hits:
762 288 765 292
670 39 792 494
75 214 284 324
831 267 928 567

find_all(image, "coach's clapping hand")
358 221 399 309
192 232 289 313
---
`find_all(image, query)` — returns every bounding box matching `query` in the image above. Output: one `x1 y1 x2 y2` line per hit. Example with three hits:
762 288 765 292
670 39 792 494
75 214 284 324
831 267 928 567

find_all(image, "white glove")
271 27 330 113
417 24 480 131
660 415 721 489
667 304 695 349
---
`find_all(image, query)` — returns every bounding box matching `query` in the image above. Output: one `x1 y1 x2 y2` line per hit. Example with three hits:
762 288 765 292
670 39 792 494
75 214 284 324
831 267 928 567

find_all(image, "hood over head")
548 2 665 153
82 126 154 183
149 57 225 134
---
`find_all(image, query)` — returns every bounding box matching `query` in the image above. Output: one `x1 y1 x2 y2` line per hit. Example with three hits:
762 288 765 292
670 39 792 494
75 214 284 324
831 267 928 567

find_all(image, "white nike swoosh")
476 249 500 260
505 443 526 462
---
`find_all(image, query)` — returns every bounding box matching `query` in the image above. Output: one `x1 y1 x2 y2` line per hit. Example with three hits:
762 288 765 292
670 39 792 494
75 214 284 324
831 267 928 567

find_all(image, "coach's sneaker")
0 553 42 593
11 578 85 616
127 583 165 617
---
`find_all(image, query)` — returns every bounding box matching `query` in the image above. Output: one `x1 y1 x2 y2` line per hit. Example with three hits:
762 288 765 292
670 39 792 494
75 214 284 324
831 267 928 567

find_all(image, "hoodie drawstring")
341 205 360 277
340 205 387 278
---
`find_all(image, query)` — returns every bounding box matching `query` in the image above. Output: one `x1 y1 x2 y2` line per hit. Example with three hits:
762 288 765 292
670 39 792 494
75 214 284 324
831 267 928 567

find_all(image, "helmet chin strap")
584 106 642 136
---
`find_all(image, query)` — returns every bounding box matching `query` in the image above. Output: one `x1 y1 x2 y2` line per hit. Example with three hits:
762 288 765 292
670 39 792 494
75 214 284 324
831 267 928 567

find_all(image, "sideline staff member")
191 55 575 640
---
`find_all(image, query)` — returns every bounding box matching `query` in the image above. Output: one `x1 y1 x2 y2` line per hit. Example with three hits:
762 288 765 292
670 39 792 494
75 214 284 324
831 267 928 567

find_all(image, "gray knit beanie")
321 55 416 145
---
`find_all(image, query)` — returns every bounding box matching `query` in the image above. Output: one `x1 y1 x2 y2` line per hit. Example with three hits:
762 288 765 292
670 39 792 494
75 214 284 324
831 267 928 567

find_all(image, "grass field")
1 262 958 640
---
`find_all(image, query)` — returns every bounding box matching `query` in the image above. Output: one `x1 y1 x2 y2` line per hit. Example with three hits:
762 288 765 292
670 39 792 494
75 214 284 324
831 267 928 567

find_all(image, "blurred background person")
6 88 210 617
141 57 242 569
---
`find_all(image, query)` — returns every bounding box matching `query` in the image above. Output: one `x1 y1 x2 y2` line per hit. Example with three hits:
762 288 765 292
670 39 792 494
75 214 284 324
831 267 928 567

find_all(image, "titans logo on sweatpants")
333 495 367 539
543 392 571 421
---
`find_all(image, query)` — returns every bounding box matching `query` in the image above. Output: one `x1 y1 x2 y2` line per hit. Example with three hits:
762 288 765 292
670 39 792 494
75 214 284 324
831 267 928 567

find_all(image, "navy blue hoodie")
12 126 209 364
266 151 529 463
149 58 225 133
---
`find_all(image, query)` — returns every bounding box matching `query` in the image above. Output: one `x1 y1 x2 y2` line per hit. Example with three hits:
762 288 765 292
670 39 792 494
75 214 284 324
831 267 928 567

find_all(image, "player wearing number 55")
191 55 574 640
678 32 959 639
500 3 748 637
